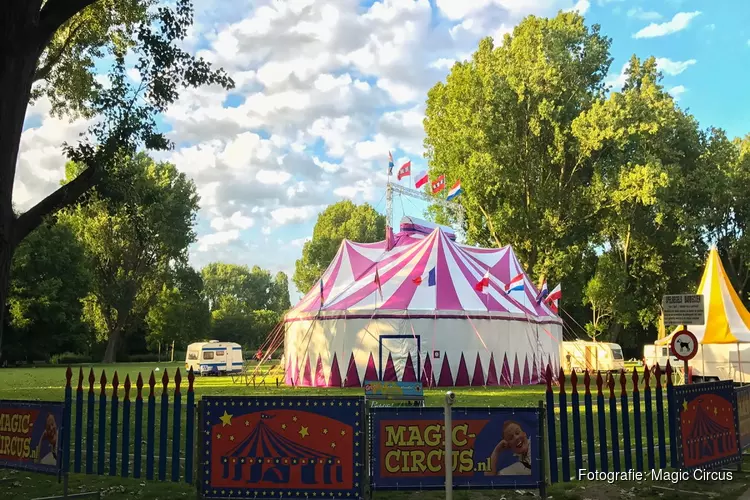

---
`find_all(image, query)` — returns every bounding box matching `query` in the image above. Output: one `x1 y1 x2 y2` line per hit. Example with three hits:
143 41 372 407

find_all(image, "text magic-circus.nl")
579 469 733 483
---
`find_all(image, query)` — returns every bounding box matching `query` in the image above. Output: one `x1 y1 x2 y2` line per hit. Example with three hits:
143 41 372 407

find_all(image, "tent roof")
288 226 559 321
658 247 750 345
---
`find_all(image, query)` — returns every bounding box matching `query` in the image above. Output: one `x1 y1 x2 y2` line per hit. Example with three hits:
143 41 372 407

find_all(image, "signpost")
662 294 705 326
671 329 698 384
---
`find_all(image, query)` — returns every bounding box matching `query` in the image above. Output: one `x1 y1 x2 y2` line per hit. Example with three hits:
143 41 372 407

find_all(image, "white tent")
283 219 562 387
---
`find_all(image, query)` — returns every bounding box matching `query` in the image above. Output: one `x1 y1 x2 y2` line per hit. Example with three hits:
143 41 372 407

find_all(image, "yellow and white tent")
657 247 750 345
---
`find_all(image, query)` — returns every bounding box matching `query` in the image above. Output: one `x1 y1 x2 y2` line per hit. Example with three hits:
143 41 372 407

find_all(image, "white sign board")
662 294 705 326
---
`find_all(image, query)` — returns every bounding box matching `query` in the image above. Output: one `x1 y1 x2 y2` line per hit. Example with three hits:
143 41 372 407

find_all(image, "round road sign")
670 329 698 361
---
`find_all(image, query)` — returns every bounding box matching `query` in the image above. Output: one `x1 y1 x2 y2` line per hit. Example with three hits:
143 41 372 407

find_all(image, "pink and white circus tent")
283 217 562 387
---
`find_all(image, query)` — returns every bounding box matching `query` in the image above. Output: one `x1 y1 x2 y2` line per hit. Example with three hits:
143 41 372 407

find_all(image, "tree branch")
34 20 85 81
13 165 101 247
477 204 503 249
37 0 98 46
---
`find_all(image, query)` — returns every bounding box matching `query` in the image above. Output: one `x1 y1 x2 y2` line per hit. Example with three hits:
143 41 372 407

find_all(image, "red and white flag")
431 174 446 194
545 283 561 313
415 170 429 189
474 271 490 293
397 161 411 180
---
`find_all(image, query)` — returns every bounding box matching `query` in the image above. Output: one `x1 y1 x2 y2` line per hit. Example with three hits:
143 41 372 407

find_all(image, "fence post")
583 371 596 471
98 370 107 475
607 373 620 472
185 368 195 485
172 369 182 482
558 368 570 482
596 371 608 473
134 373 144 479
86 369 95 474
644 367 655 471
632 368 643 472
545 365 558 483
666 361 677 469
654 364 666 469
570 371 583 475
74 368 83 473
146 372 156 480
159 370 170 481
63 367 72 483
122 375 131 478
109 372 119 476
620 371 632 471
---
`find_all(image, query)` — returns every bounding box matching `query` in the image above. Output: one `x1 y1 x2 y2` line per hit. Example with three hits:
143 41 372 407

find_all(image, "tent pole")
739 342 744 384
702 344 705 381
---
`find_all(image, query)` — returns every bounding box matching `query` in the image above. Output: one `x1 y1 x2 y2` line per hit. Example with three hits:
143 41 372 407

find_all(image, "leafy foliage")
293 201 386 294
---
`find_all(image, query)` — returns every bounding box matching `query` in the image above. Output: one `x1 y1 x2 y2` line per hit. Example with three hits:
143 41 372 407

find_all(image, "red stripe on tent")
345 242 378 280
402 352 417 382
522 355 531 385
328 353 342 388
422 354 434 387
471 353 485 386
437 354 453 387
382 353 397 382
512 354 522 386
344 353 360 387
284 312 562 326
381 231 435 309
486 354 499 386
444 240 512 312
314 355 326 387
436 233 463 310
301 354 312 386
364 353 378 382
455 353 470 386
500 354 512 387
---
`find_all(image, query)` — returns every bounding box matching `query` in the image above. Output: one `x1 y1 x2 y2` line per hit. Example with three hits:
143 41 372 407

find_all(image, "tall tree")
6 219 93 361
422 12 611 292
146 265 210 352
573 56 705 347
60 153 200 362
293 201 386 293
0 0 232 359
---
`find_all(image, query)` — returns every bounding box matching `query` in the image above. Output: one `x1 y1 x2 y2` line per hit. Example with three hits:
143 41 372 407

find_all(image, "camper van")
643 344 680 371
561 340 625 373
186 341 244 376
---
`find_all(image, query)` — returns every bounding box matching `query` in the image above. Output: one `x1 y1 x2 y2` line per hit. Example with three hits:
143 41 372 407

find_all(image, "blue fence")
63 366 196 484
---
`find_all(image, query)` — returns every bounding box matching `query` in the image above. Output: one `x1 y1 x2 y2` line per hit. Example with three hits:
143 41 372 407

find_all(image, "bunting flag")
397 160 411 180
319 278 325 308
536 280 549 304
431 174 446 194
474 271 490 293
374 266 384 300
412 267 436 287
388 151 394 176
446 180 463 201
545 283 561 313
414 170 429 189
505 273 524 292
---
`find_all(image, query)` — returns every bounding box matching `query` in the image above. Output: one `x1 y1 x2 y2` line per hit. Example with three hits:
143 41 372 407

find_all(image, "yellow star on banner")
682 400 688 411
331 442 336 449
299 426 310 438
714 407 718 416
220 411 233 427
282 424 287 430
230 436 235 441
293 416 298 422
323 428 328 435
340 430 346 436
217 434 222 440
245 420 250 426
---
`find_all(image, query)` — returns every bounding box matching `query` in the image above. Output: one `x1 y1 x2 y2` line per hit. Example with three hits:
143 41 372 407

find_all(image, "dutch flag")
446 180 463 201
505 273 524 292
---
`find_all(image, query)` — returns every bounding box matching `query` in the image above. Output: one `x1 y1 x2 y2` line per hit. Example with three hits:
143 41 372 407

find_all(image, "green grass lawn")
0 362 746 499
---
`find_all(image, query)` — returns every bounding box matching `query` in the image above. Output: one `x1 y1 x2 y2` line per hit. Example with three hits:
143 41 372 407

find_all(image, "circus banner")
0 400 64 475
370 407 543 490
199 396 365 499
672 381 741 470
735 384 750 450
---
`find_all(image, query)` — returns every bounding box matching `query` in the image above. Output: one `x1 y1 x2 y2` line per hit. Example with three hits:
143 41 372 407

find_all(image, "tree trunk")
103 325 123 363
0 4 46 360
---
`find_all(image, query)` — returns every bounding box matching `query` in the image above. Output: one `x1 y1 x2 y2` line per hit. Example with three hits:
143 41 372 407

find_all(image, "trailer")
186 340 244 376
643 344 680 371
644 342 750 383
561 340 625 373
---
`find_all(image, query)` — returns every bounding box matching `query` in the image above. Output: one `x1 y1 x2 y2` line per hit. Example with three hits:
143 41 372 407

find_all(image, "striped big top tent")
283 217 562 387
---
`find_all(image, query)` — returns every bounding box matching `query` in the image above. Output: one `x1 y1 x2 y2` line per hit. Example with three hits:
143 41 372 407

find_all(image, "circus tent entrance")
379 335 421 382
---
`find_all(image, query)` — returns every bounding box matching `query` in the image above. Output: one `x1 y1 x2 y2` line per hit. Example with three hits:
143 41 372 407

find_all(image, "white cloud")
210 211 255 231
655 57 697 76
633 11 701 39
256 170 292 185
564 0 590 15
290 237 311 247
668 85 687 100
627 7 661 21
605 62 629 91
270 205 324 225
197 229 240 251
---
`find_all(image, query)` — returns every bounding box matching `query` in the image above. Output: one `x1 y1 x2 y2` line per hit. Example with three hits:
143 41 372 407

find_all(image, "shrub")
128 354 161 363
50 352 93 365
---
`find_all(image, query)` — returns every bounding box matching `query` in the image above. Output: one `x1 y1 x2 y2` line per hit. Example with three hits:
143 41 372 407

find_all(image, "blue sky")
15 0 749 305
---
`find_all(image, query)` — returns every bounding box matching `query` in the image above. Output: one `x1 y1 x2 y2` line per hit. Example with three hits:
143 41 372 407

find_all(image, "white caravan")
643 344 680 372
185 340 244 375
561 340 625 373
